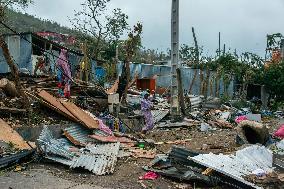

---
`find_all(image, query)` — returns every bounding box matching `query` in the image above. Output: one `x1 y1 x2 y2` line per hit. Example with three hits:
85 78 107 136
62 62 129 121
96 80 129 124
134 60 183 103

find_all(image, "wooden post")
261 85 268 109
192 27 199 64
177 68 186 115
189 27 199 94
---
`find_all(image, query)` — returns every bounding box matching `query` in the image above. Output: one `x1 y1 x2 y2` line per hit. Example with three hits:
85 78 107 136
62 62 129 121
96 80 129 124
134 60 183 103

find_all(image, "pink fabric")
139 171 159 180
274 125 284 139
235 115 248 124
56 49 72 97
98 119 113 136
56 49 71 80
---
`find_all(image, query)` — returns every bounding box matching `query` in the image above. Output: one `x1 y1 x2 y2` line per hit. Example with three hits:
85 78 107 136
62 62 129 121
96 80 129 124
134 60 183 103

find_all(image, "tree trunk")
199 70 204 95
177 68 186 115
203 68 210 98
0 36 29 107
0 37 20 88
215 75 220 98
192 27 199 64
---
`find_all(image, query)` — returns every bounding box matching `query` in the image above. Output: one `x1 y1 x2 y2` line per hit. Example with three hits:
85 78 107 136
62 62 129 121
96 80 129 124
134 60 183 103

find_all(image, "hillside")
0 9 78 36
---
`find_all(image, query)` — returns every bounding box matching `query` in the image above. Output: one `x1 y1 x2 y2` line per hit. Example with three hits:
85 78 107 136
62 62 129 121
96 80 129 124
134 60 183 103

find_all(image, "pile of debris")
145 144 284 188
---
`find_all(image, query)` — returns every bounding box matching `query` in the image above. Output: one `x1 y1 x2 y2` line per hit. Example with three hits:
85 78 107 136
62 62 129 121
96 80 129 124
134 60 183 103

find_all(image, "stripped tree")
71 0 129 60
0 0 31 105
120 23 142 104
189 27 199 94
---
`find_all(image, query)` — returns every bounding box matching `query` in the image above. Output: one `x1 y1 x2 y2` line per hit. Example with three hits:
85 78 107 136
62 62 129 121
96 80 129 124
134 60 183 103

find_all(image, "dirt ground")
14 126 238 189
1 103 283 189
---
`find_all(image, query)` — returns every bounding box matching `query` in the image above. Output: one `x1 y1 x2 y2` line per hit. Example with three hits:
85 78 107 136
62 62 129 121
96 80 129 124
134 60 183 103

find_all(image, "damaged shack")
0 32 98 78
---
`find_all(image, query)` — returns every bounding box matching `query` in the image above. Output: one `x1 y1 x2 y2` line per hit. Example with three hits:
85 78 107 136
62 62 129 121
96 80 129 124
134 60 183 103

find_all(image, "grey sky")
24 0 284 57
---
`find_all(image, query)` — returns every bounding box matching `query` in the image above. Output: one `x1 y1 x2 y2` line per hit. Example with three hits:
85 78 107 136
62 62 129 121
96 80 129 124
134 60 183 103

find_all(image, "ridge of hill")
0 9 78 36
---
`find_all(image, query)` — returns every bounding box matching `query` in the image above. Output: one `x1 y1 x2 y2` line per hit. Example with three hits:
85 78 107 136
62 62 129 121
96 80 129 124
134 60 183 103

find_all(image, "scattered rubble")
1 69 284 189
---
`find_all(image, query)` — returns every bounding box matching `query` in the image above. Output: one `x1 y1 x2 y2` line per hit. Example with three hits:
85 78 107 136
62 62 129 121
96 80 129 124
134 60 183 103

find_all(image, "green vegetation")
0 8 77 35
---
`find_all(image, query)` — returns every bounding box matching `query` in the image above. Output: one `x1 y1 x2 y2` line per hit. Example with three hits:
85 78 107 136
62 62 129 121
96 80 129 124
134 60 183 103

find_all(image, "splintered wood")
0 118 31 150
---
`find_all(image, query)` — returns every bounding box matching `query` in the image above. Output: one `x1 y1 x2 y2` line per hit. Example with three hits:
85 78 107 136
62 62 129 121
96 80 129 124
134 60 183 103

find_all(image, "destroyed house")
0 32 97 78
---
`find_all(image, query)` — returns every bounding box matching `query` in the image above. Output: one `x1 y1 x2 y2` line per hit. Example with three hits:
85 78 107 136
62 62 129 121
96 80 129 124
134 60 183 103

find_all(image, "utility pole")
170 0 180 116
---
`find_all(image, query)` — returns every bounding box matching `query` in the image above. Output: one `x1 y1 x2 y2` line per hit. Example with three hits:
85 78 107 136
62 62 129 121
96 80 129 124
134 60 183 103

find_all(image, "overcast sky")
23 0 284 57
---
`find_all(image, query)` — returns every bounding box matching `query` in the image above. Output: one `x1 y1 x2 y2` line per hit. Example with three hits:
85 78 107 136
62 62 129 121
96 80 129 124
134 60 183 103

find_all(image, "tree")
119 23 142 103
71 0 129 59
0 0 31 107
0 0 31 21
262 61 284 102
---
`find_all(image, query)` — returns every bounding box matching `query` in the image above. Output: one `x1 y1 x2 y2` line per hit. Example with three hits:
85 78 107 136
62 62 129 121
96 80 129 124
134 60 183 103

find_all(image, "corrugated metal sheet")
152 110 169 123
38 126 76 160
70 143 120 175
117 62 234 97
38 126 120 175
190 145 273 189
133 109 169 124
63 124 94 146
189 95 202 108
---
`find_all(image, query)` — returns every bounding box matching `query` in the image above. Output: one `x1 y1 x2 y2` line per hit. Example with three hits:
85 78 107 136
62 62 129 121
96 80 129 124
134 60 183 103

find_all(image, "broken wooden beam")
0 118 31 150
0 107 26 114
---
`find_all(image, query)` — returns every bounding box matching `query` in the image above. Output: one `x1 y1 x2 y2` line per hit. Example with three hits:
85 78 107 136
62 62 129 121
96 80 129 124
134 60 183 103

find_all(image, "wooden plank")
106 78 119 94
37 90 78 122
0 118 31 150
61 101 99 129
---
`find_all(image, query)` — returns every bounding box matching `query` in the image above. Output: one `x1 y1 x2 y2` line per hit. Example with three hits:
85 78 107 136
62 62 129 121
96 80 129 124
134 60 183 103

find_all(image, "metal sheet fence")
117 62 234 97
0 34 32 73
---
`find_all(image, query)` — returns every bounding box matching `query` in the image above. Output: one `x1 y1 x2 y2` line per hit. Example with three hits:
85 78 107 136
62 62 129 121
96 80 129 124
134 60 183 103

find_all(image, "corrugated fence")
117 62 234 97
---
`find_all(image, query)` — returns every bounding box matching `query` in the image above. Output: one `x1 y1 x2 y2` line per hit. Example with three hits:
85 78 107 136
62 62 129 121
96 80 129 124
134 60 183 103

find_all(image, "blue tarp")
95 66 106 81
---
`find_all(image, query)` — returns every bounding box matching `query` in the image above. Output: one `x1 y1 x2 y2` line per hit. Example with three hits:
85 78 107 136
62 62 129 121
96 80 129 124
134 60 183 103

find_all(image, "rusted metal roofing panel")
63 124 94 146
38 90 78 121
70 143 120 175
0 118 31 150
61 101 99 129
190 145 273 189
